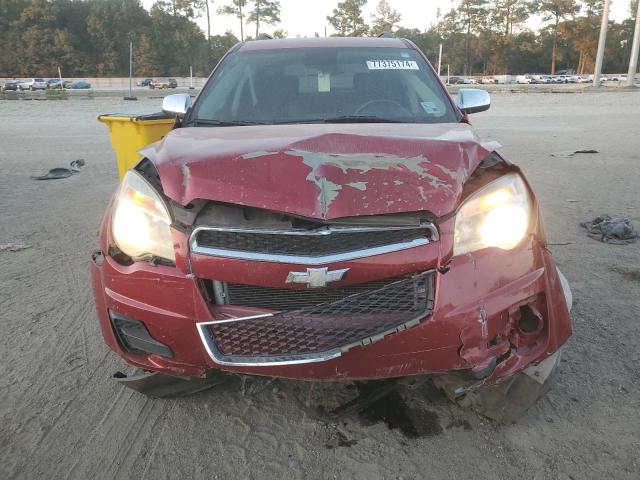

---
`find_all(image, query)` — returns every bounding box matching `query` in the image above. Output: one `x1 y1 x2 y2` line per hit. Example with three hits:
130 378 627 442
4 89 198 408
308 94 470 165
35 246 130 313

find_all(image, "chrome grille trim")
196 271 435 366
189 224 438 265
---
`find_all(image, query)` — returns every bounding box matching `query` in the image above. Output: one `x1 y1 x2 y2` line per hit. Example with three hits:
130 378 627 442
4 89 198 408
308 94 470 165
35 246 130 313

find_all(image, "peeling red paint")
142 123 493 219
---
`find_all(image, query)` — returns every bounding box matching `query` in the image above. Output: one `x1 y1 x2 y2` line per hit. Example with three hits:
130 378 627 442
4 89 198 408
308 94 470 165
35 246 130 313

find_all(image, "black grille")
223 275 412 311
195 228 429 257
205 272 434 360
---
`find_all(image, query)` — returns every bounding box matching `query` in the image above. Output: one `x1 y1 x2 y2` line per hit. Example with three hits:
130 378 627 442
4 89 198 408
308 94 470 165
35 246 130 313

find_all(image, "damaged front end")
92 125 572 422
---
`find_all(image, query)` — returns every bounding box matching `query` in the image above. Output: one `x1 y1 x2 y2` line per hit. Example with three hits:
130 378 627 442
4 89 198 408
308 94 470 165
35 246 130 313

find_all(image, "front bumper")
91 232 572 382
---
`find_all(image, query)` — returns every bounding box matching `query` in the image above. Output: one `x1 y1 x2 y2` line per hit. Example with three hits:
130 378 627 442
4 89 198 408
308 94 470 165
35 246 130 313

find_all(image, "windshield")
191 47 458 125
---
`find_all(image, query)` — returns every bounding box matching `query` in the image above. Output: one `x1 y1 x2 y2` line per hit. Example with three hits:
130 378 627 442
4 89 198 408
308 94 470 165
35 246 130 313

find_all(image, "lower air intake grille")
198 271 435 365
222 275 411 312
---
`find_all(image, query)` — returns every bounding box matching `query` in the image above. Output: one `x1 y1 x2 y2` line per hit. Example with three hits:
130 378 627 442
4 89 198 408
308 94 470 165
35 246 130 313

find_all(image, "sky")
142 0 635 39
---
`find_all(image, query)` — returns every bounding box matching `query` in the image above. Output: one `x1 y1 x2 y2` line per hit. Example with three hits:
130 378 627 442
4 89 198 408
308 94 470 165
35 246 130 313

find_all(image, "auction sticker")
367 60 419 70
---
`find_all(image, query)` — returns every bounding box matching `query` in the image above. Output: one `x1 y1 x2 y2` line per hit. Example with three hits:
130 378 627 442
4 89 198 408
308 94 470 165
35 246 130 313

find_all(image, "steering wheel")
354 99 411 117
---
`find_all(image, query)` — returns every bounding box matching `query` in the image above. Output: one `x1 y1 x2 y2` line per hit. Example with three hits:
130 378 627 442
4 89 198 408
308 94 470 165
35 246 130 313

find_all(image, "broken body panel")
93 38 571 406
92 123 571 384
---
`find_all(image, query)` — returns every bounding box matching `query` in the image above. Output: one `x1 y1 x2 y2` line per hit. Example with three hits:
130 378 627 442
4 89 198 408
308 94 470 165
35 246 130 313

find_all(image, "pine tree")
218 0 247 41
247 0 281 38
327 0 369 37
370 0 401 36
539 0 580 74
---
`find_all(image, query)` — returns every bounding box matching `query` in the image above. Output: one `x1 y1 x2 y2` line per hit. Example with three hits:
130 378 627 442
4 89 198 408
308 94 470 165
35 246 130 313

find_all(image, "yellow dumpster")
98 113 175 180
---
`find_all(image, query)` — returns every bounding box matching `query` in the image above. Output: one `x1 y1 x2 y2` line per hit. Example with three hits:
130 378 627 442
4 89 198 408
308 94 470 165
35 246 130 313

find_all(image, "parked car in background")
448 76 464 84
46 78 64 89
463 77 478 84
67 80 91 89
480 76 496 84
530 75 552 84
18 78 47 90
1 80 21 91
137 78 154 87
515 75 532 84
150 78 178 89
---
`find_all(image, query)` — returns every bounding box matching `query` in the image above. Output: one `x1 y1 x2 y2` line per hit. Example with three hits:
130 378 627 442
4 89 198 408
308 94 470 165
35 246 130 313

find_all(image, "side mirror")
456 88 491 114
162 93 191 117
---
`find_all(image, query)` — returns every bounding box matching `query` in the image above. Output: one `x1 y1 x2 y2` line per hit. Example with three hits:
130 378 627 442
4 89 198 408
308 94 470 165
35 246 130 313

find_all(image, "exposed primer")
435 164 458 180
321 178 342 213
292 149 433 178
240 150 279 160
285 149 458 214
393 180 404 186
347 181 368 191
181 164 190 188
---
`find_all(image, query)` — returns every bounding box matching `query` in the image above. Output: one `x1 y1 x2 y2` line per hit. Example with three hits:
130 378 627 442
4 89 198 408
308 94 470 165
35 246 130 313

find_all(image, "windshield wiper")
322 115 410 124
190 119 266 127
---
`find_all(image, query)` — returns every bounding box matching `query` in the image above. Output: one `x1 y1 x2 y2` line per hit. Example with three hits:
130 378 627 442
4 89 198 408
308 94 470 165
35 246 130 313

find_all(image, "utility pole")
437 44 443 77
238 2 244 41
593 0 611 87
626 0 640 87
124 41 137 101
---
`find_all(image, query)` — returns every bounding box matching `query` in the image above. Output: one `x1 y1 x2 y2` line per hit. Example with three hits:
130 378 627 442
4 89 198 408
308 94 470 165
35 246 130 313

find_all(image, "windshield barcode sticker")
367 60 419 70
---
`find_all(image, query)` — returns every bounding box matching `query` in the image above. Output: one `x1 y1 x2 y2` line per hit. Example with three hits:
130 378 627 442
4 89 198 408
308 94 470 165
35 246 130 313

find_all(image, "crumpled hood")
142 123 497 219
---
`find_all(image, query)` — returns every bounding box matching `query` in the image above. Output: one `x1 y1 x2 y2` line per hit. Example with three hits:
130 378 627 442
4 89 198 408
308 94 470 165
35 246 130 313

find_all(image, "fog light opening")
517 305 543 334
109 310 173 358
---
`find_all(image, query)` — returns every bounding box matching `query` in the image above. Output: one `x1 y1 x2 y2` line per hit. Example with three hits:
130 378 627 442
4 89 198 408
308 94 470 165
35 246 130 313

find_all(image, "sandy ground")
0 91 639 480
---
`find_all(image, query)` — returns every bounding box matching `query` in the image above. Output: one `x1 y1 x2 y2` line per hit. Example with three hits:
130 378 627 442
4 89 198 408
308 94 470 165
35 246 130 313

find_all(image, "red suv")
92 37 572 421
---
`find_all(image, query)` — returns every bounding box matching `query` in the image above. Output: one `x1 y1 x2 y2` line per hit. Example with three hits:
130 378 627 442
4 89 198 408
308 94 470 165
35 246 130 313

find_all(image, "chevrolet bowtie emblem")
285 267 349 288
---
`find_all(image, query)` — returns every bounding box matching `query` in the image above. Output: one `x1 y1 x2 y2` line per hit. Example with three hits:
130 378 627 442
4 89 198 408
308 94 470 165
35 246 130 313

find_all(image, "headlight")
111 170 175 262
454 173 532 256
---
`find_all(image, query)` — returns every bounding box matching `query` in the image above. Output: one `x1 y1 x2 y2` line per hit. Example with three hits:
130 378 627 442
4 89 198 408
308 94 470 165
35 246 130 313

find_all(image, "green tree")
13 0 80 76
247 0 281 38
539 0 580 74
134 33 158 76
486 1 535 74
218 0 247 41
86 0 151 76
456 0 489 75
327 0 369 37
0 0 30 76
209 30 239 63
370 0 401 36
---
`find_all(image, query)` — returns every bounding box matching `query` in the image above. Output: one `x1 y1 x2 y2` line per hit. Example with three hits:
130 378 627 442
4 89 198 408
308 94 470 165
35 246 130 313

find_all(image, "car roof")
238 36 410 52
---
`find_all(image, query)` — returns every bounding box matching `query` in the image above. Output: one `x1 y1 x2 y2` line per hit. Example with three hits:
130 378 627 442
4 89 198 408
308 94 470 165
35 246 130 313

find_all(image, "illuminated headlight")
454 173 532 256
111 170 175 262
